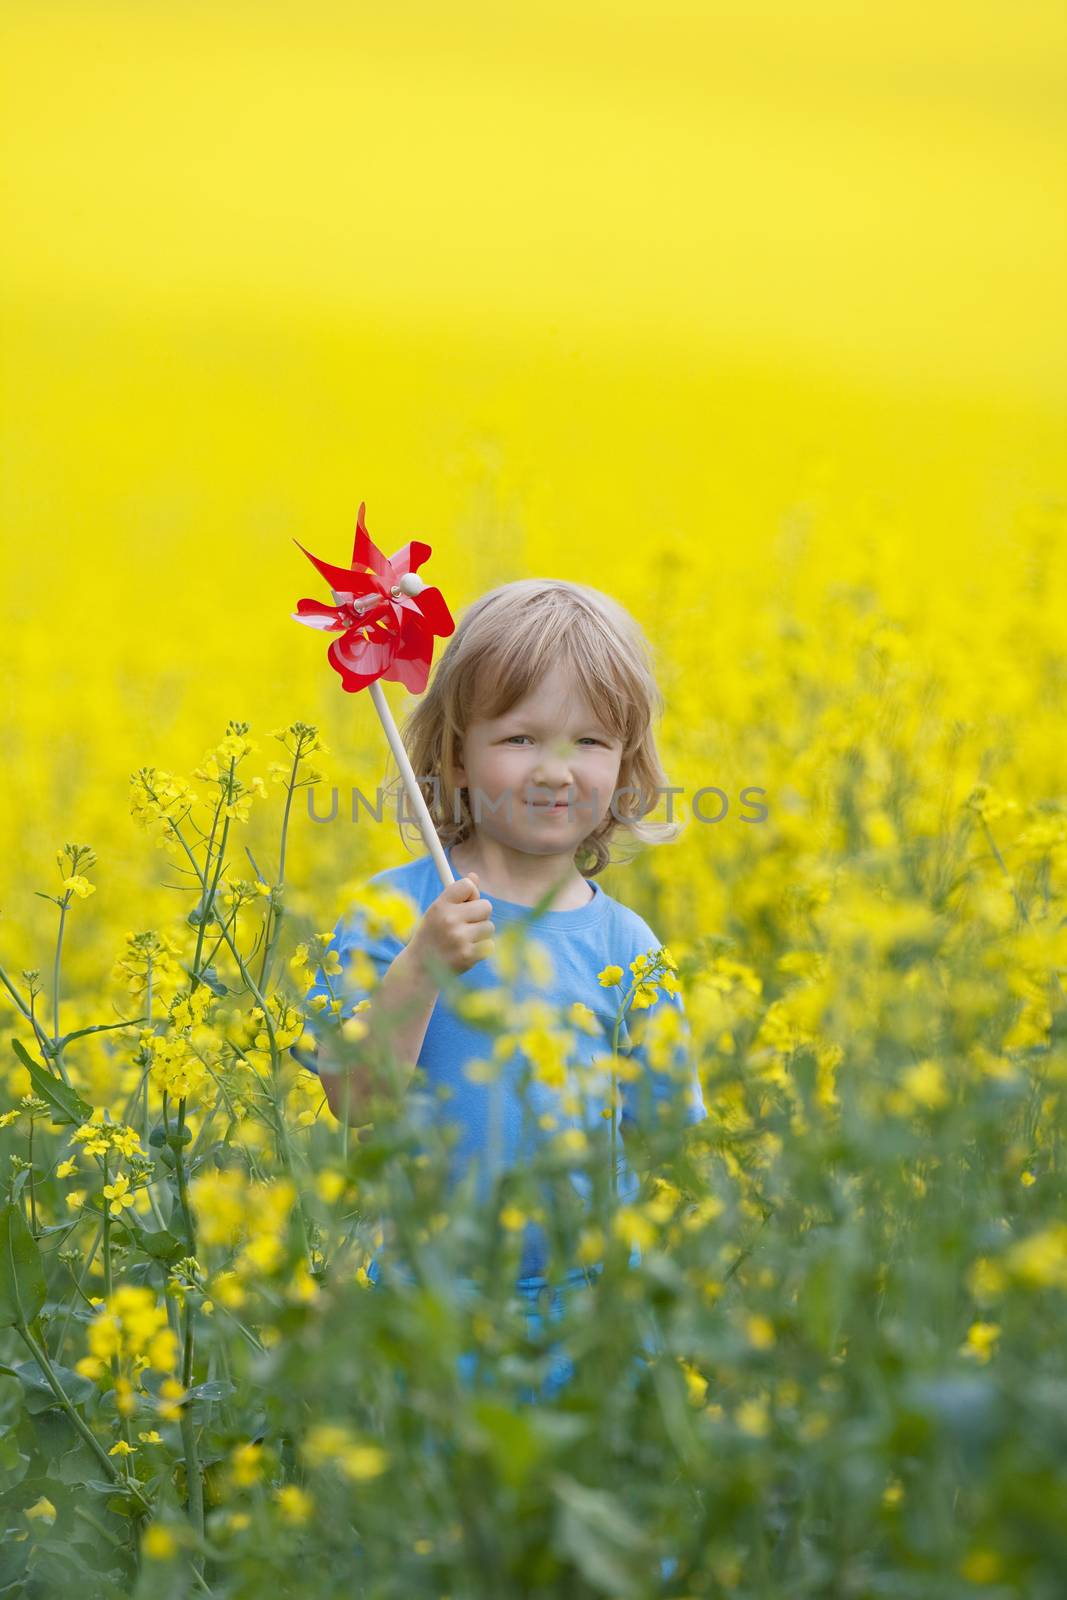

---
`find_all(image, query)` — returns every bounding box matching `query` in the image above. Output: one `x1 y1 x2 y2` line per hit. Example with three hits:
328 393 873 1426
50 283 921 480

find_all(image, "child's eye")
503 736 603 746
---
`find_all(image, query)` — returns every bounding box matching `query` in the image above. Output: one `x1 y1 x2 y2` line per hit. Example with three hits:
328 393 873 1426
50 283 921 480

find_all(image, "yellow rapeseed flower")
273 1484 313 1525
314 1169 346 1204
745 1314 776 1350
677 1358 708 1406
346 884 418 943
735 1397 771 1437
612 1207 655 1251
155 1377 186 1422
229 1441 264 1486
967 1256 1007 1302
142 1524 178 1560
577 1226 605 1264
961 1321 1001 1363
1003 1222 1067 1289
899 1059 950 1111
960 1550 1004 1584
568 1001 600 1034
629 981 660 1010
62 874 96 898
102 1170 137 1219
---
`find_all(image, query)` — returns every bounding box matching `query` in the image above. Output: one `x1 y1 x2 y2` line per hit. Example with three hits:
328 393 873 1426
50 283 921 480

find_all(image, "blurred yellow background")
1 0 1064 1002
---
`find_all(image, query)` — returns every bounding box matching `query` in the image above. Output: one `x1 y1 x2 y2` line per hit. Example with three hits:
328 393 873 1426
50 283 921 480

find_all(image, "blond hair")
383 578 682 877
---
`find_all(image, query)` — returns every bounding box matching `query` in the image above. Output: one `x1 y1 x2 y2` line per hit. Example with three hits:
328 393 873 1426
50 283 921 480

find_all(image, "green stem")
187 1089 223 1163
27 1120 38 1236
174 1101 198 1251
52 1058 174 1361
193 1274 265 1353
102 1157 113 1299
15 1322 153 1516
609 979 638 1203
189 778 230 993
256 746 300 993
178 1297 206 1564
979 813 1066 1008
276 747 301 885
199 897 243 981
145 774 315 1264
100 1161 130 1448
0 965 67 1081
269 1094 314 1267
0 963 34 1022
73 1502 126 1548
142 952 154 1157
52 897 70 1046
64 1257 107 1313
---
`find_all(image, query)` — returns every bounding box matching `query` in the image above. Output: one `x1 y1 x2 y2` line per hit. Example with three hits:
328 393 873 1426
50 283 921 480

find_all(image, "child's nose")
532 759 573 788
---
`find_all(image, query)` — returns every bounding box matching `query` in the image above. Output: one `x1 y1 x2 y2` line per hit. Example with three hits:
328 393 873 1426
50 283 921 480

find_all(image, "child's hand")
408 872 495 979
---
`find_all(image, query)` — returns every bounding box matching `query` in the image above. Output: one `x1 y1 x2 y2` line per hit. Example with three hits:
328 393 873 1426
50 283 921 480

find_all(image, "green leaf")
184 1379 236 1402
0 1359 96 1413
528 1411 591 1449
25 1536 100 1583
0 1202 47 1330
39 1536 126 1583
120 1222 187 1265
193 965 229 997
25 1407 80 1462
10 1039 93 1127
551 1473 649 1597
467 1398 544 1488
0 1425 31 1496
56 1018 149 1048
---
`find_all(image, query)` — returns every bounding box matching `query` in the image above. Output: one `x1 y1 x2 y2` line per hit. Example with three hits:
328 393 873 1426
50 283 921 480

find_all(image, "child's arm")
318 942 440 1125
301 870 495 1130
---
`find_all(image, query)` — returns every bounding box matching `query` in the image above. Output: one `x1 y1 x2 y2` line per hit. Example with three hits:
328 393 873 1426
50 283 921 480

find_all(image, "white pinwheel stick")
337 573 456 890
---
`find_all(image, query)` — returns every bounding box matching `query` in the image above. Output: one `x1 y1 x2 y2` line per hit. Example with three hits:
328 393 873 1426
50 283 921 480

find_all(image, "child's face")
452 663 624 857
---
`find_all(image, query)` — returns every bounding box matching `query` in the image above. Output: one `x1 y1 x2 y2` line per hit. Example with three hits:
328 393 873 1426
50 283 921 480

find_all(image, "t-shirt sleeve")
289 903 405 1077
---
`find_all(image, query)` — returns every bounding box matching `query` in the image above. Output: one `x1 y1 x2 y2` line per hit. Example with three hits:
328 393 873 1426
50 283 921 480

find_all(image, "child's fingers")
446 872 493 919
445 871 480 902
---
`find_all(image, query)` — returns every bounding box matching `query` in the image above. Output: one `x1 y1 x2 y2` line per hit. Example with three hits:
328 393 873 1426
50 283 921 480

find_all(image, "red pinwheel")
291 501 454 696
291 502 458 886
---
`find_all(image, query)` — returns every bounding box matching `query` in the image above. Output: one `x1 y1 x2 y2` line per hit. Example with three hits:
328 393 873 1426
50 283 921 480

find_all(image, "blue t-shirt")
293 842 706 1279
